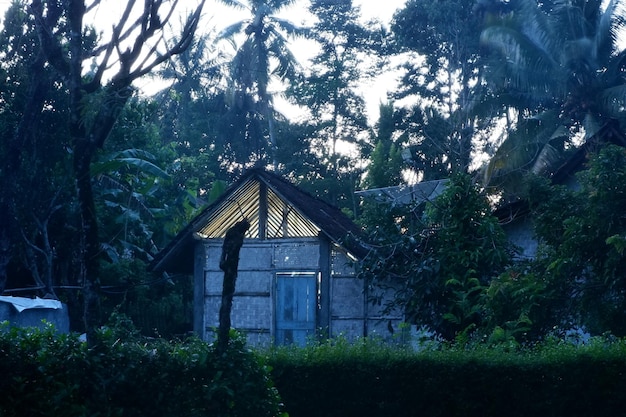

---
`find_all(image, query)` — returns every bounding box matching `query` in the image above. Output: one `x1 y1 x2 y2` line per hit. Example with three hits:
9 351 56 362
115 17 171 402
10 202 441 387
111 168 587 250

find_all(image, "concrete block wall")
202 241 274 341
329 250 367 340
200 239 322 344
503 216 538 260
196 239 398 345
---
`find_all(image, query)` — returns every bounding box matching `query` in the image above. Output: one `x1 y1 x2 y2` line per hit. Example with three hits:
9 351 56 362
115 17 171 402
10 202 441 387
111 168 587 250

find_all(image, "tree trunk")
74 138 102 343
30 0 205 343
217 219 250 353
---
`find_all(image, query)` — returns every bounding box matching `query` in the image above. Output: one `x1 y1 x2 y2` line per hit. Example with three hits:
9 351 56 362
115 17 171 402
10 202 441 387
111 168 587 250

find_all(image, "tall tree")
285 0 383 213
362 102 404 189
218 0 307 168
155 29 235 190
289 0 372 161
395 104 462 181
392 0 494 174
30 0 204 340
0 1 77 294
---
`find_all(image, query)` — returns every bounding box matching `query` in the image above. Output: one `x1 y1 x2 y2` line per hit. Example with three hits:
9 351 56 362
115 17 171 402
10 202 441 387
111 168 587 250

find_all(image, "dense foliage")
362 144 626 343
0 319 284 417
360 173 513 340
1 0 626 345
5 320 626 417
514 145 626 336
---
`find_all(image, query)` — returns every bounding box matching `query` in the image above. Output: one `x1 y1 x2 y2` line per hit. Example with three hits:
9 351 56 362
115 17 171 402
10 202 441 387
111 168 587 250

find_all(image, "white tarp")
0 296 62 313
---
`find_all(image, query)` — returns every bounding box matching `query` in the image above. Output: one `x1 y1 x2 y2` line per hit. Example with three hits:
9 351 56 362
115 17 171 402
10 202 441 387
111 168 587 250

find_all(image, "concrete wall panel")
331 277 364 317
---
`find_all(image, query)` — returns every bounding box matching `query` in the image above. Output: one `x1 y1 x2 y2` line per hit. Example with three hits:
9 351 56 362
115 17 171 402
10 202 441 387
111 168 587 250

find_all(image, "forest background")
2 0 626 345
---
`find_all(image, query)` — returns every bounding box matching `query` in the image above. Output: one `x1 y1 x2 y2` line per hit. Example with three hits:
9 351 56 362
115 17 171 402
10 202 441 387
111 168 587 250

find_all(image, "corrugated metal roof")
355 179 448 206
195 177 320 239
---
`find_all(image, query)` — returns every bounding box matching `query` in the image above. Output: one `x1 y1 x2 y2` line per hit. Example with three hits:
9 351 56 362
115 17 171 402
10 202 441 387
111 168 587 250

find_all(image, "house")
495 119 626 258
150 168 400 346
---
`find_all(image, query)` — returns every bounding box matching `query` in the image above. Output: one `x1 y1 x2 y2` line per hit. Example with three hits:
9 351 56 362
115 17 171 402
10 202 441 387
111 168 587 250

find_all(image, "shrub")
0 319 284 417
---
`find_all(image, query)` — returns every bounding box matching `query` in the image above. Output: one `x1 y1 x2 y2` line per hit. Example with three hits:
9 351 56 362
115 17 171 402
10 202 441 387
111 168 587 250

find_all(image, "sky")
0 0 408 123
195 0 408 123
354 0 408 24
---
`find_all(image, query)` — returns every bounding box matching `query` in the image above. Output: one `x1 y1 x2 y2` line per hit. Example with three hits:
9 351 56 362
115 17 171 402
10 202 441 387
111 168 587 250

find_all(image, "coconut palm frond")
531 142 563 175
598 84 626 117
582 113 604 138
272 17 310 38
482 0 626 196
265 0 299 11
484 110 564 186
482 26 563 97
219 0 248 10
595 0 621 57
218 20 249 40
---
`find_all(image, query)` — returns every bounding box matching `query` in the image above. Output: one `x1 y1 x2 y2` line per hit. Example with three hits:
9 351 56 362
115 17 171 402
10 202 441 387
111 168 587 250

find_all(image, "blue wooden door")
275 272 317 346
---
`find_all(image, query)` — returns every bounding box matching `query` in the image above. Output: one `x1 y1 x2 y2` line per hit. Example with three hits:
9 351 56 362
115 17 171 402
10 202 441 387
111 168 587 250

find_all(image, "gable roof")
150 168 367 274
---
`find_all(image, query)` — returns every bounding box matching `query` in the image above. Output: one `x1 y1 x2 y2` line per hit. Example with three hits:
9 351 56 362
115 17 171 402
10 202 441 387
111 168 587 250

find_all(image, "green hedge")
267 338 626 417
0 319 284 417
5 322 626 417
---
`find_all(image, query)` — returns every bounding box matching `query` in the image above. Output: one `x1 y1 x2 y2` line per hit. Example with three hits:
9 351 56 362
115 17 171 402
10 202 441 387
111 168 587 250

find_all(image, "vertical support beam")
193 241 206 339
281 202 289 238
363 275 369 337
318 235 331 339
259 181 267 240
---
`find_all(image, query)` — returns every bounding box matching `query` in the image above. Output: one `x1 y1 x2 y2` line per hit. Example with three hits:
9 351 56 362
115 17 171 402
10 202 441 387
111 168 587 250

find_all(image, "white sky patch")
355 0 406 24
0 0 407 125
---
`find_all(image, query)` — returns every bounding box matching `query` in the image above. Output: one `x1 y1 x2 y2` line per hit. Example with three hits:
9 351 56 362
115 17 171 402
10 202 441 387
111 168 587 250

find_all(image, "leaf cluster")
360 173 513 340
518 145 626 335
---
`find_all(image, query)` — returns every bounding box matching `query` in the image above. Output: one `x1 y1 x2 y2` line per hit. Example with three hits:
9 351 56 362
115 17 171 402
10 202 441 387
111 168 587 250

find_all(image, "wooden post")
217 219 250 353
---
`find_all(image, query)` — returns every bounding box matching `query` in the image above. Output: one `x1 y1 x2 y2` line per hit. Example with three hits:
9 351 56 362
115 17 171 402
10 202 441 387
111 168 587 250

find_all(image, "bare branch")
85 0 102 14
85 0 139 92
127 0 205 80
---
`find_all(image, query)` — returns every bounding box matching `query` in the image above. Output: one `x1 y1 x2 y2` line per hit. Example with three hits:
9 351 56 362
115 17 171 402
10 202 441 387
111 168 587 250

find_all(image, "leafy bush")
504 145 626 338
360 173 513 340
266 336 626 417
0 318 284 417
98 259 194 338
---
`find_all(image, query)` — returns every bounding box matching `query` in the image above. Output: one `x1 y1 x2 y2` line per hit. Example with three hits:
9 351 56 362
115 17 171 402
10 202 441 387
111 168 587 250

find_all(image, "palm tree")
217 0 308 168
481 0 626 190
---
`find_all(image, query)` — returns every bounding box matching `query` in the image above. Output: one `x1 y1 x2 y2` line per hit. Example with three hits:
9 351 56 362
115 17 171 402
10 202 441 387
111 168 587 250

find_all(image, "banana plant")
92 148 170 263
